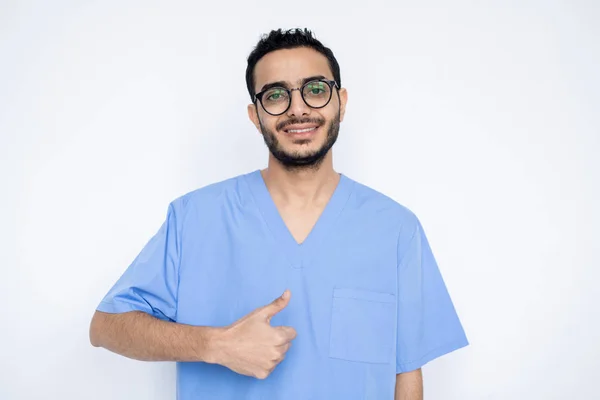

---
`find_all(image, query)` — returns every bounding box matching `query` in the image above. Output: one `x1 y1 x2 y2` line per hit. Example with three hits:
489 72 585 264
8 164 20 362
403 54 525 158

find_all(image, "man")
90 28 468 400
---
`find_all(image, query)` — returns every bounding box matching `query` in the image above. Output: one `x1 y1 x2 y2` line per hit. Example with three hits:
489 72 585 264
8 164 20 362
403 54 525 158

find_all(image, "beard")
258 111 340 172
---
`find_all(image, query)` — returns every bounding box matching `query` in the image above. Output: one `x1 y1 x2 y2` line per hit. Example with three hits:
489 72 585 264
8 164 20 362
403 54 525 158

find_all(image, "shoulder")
344 175 421 242
346 176 419 224
165 172 250 221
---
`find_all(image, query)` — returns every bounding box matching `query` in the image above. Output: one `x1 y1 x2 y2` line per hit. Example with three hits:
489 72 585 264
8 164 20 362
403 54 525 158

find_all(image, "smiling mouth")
286 127 318 134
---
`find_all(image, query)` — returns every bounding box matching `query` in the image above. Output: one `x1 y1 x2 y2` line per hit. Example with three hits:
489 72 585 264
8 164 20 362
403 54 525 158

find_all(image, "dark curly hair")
245 28 341 101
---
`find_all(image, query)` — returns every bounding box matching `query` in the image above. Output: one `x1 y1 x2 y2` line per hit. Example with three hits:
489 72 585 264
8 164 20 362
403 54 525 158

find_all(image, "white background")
1 1 598 399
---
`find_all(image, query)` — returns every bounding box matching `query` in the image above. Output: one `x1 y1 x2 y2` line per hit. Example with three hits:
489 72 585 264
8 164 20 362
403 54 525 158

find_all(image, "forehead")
254 47 333 90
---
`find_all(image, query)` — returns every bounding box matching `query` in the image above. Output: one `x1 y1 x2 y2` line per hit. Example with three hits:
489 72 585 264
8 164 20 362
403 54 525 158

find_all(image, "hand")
212 289 297 379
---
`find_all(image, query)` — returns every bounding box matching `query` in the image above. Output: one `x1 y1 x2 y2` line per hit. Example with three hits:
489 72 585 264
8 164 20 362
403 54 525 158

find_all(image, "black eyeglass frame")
253 79 340 116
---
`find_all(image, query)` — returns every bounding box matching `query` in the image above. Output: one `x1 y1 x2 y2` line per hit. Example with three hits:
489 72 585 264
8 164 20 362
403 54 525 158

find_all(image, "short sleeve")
395 217 468 373
96 201 182 322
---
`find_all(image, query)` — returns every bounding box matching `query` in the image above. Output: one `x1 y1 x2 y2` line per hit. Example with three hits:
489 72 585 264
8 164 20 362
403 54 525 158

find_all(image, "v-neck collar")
244 169 354 269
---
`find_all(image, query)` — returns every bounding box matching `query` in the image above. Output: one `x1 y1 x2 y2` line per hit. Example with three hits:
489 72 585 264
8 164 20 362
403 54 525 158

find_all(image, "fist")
212 290 297 379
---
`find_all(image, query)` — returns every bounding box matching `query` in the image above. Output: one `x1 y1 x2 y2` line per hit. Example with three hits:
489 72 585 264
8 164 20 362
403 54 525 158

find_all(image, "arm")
89 202 210 363
395 369 423 400
89 310 218 362
394 217 468 394
89 290 296 379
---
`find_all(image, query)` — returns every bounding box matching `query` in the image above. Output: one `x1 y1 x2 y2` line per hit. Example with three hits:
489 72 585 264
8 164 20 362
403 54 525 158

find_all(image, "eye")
304 81 327 96
265 88 288 102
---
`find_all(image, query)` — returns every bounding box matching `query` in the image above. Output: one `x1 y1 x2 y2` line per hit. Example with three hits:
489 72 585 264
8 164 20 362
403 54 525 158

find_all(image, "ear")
247 103 261 132
338 87 348 122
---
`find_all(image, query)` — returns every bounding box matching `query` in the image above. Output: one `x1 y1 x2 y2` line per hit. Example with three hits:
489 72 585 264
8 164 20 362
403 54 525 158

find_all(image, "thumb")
263 289 291 322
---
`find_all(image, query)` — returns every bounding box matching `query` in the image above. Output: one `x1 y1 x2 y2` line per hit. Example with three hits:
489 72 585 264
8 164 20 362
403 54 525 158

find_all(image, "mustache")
276 117 325 131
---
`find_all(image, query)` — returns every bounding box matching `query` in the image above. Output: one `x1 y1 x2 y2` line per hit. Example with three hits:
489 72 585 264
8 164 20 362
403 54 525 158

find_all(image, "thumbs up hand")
210 290 297 379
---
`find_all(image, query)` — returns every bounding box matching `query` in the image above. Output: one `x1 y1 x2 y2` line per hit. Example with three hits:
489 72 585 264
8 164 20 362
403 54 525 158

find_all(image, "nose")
286 89 311 117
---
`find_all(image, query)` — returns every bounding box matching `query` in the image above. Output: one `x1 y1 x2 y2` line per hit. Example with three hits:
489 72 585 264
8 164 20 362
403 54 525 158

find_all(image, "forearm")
395 369 423 400
89 310 219 362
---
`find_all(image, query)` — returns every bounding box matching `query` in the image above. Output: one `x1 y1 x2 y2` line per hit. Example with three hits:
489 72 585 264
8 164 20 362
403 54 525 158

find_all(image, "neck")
261 152 339 206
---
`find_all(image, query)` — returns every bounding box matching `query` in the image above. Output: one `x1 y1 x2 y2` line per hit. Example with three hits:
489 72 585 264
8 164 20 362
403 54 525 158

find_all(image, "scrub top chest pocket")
328 288 396 364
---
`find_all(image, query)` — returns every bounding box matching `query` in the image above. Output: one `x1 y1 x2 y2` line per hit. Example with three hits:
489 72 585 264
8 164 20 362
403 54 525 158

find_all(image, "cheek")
321 104 338 120
257 113 277 131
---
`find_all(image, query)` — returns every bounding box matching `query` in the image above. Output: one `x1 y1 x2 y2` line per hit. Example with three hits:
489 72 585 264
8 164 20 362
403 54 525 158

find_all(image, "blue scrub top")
97 170 468 399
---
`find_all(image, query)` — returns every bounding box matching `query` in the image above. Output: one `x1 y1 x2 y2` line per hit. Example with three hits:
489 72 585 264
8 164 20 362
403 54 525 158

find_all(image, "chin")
286 139 322 153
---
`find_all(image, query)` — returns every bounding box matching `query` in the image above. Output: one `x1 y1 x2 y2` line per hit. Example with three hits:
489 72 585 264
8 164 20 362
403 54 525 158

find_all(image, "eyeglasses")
253 79 339 116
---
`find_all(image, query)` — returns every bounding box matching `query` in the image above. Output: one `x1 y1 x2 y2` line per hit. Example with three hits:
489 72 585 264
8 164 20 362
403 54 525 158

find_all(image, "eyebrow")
259 75 329 92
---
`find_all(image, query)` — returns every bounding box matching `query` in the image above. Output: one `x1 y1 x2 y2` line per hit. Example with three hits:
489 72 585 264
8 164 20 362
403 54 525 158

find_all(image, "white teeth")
288 127 316 133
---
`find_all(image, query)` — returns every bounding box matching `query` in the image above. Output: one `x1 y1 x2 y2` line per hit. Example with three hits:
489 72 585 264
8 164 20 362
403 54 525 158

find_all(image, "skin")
396 368 424 400
90 45 422 398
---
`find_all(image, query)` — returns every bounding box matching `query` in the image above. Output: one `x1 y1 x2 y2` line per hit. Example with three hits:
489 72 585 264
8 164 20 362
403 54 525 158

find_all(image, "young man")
90 28 468 400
